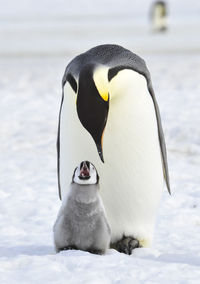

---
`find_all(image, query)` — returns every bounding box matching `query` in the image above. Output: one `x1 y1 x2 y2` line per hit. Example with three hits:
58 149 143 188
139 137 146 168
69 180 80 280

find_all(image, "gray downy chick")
53 161 111 254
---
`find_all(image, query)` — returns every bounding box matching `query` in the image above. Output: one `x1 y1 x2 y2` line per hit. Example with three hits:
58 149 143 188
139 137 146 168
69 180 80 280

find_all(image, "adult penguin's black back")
57 44 170 254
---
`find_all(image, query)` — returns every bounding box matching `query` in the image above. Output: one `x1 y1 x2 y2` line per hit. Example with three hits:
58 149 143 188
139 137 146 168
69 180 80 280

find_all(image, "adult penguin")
150 1 168 32
57 44 170 254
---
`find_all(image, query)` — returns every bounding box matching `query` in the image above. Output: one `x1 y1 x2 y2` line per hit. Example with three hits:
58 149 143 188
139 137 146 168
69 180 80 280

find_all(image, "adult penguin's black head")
76 64 109 162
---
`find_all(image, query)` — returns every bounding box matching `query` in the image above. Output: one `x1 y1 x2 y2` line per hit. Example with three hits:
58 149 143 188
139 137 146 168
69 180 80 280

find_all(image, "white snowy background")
0 0 200 283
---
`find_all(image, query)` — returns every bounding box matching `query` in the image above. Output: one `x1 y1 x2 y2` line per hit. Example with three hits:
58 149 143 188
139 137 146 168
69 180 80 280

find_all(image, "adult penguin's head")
76 64 109 163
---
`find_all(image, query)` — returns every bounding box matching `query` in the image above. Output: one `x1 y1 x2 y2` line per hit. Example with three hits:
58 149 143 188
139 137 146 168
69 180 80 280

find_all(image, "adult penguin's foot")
111 236 140 255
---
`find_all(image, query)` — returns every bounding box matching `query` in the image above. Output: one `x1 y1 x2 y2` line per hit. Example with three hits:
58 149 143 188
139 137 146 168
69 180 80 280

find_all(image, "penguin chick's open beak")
79 162 90 180
77 64 109 163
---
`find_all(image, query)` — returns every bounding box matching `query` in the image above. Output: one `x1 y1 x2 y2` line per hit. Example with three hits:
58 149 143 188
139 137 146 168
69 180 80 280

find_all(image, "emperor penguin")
150 1 168 32
57 44 170 255
53 161 111 254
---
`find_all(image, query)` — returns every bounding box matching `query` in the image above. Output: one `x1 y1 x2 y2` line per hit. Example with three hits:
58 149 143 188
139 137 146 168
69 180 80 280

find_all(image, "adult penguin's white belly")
59 69 163 246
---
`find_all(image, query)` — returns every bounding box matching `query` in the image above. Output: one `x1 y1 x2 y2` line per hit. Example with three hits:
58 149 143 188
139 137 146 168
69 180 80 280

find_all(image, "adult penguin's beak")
76 65 109 163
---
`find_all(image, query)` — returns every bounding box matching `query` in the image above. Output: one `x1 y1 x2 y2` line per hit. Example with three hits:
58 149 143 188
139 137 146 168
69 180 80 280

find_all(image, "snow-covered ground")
1 0 200 56
1 0 200 283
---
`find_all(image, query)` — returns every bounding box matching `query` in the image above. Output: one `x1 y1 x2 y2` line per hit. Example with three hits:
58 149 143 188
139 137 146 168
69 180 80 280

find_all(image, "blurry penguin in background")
57 44 170 255
150 1 168 32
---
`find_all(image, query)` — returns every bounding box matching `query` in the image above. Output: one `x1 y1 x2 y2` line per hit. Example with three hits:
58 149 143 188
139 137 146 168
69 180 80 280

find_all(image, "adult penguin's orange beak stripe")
76 64 109 163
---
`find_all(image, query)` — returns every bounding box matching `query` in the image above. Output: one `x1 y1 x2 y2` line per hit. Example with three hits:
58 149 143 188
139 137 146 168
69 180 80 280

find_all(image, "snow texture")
0 0 200 283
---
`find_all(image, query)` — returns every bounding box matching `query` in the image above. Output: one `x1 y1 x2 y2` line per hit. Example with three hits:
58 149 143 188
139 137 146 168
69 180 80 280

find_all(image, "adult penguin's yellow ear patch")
93 66 109 101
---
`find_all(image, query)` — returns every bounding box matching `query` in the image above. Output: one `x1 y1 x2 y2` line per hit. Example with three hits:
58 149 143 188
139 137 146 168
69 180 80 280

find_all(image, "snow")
1 0 200 283
1 0 200 56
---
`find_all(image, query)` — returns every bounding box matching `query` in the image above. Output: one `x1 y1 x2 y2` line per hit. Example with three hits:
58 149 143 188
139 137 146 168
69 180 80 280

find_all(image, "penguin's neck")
70 183 99 204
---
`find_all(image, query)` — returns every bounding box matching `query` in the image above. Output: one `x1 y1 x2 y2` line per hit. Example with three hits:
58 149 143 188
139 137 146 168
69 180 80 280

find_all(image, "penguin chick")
53 161 111 254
